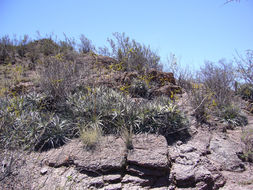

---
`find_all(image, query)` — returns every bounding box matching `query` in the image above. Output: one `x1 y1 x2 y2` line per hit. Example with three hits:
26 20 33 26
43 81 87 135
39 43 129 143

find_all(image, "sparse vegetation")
241 128 253 162
199 60 235 108
79 34 95 54
0 33 251 165
235 50 253 105
38 54 78 101
184 59 248 127
237 83 253 102
106 32 162 72
218 104 248 128
80 127 101 150
129 78 149 98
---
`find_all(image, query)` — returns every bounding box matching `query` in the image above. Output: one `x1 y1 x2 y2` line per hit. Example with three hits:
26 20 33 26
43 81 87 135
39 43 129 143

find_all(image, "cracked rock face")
43 136 127 174
207 133 245 172
1 130 250 190
169 131 226 190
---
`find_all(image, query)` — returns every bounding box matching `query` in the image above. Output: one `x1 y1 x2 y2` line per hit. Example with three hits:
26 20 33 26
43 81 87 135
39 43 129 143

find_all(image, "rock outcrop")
169 131 226 190
3 128 250 189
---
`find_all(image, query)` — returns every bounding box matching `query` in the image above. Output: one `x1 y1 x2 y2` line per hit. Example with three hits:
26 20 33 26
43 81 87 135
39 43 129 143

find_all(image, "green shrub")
0 93 77 151
129 78 148 98
0 85 189 151
238 83 253 102
33 115 75 151
0 35 13 64
67 86 189 140
218 104 248 128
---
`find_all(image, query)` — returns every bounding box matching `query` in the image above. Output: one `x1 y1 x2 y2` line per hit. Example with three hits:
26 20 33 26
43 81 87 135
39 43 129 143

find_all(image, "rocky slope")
1 115 253 190
1 54 253 189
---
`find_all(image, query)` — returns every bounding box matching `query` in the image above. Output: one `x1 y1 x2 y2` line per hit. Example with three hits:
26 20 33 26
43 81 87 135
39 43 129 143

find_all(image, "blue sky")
0 0 252 70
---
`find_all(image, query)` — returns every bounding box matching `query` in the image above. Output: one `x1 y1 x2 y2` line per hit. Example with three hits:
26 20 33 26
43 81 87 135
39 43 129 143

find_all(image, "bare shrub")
38 55 78 101
199 60 235 108
189 60 247 125
189 84 209 123
121 127 133 150
165 53 193 91
107 32 161 72
97 46 111 56
235 50 253 84
59 33 76 53
16 35 30 58
79 34 95 54
235 50 253 101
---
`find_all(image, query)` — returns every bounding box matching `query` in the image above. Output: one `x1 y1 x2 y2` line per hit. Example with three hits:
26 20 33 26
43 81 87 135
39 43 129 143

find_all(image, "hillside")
0 35 253 190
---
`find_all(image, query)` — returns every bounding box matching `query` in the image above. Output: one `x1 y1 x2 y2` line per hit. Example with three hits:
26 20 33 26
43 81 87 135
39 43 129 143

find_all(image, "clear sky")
0 0 252 70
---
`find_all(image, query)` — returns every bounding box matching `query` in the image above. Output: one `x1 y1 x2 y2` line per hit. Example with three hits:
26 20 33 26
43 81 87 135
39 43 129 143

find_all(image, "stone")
121 174 152 186
171 164 195 187
103 183 122 190
174 152 200 165
88 176 104 188
194 166 213 187
171 163 224 189
169 131 226 189
179 144 197 153
103 174 121 183
43 136 127 174
40 167 48 175
127 134 169 170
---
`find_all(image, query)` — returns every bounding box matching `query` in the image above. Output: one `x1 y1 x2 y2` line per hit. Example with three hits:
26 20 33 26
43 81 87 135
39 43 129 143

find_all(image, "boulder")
126 134 170 187
127 134 170 172
43 136 127 174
